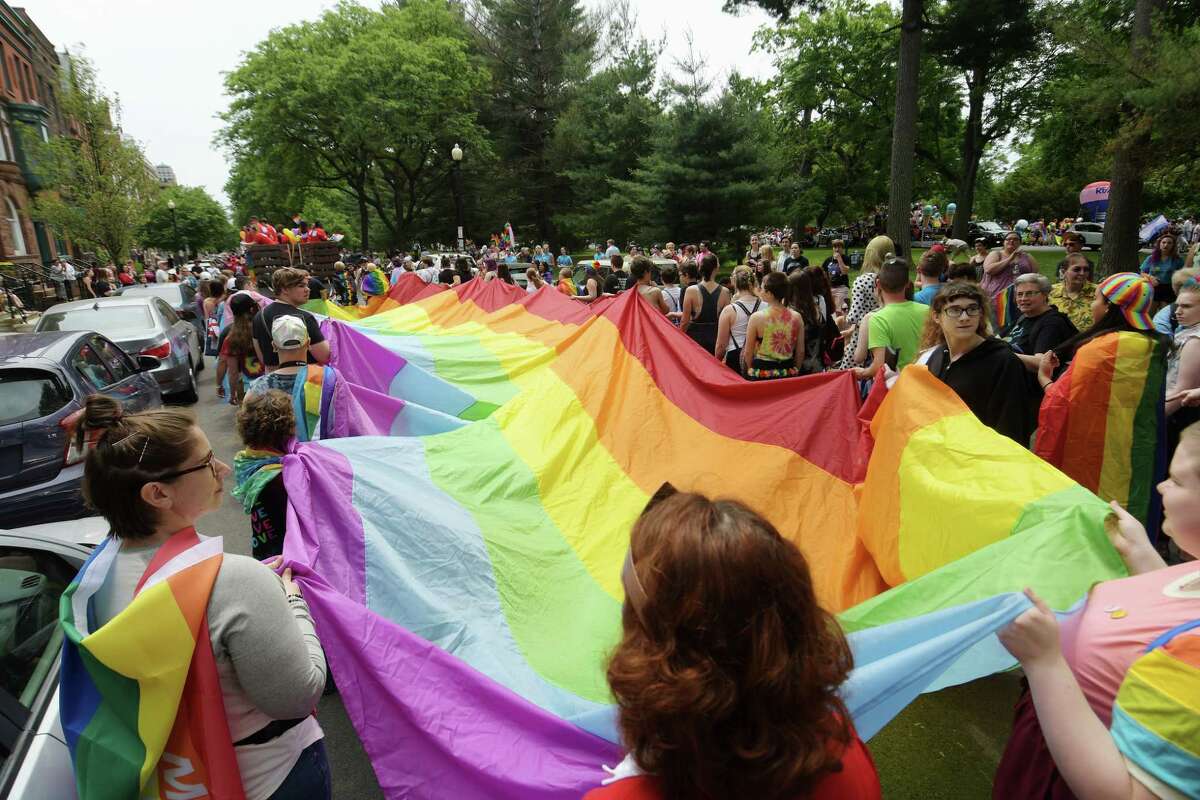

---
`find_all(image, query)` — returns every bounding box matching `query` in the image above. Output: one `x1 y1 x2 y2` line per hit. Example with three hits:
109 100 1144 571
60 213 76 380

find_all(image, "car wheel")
170 361 199 404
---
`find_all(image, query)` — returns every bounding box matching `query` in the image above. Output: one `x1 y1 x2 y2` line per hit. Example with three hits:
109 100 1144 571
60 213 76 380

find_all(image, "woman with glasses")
916 282 1036 444
64 394 331 800
586 489 880 800
981 231 1038 301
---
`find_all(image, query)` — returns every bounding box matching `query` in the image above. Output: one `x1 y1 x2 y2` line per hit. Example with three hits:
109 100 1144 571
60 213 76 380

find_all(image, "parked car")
34 296 200 403
117 282 198 317
967 220 1007 249
1067 221 1105 249
0 331 162 528
0 516 107 799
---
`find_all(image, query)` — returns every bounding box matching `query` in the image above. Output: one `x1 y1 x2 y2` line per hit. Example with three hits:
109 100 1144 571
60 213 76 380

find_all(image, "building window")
0 51 10 93
7 197 27 256
0 111 13 162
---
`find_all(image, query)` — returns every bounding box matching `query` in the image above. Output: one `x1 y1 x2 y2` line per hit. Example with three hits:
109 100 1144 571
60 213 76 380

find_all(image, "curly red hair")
607 491 854 800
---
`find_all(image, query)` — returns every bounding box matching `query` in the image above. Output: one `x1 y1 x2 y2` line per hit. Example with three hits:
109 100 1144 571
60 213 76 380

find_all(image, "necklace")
277 360 308 368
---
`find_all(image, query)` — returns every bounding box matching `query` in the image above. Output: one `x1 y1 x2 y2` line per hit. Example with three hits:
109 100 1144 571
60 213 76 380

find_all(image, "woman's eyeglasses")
155 451 218 482
942 304 982 319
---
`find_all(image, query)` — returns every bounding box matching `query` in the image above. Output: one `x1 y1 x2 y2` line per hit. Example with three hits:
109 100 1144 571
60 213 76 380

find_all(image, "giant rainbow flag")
279 281 1126 798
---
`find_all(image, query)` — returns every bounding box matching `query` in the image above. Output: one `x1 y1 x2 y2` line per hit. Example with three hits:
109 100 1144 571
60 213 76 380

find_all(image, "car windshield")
121 284 185 305
0 369 70 425
40 306 156 336
978 222 1003 232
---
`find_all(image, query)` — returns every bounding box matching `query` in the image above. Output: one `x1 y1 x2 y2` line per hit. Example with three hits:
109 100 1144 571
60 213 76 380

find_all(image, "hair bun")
81 394 123 435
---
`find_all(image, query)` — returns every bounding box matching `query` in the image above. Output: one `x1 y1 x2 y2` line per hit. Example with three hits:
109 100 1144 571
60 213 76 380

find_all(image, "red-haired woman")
587 490 881 800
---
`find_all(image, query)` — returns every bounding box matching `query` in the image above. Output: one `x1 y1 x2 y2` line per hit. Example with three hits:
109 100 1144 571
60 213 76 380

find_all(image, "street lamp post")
451 143 464 251
167 200 179 262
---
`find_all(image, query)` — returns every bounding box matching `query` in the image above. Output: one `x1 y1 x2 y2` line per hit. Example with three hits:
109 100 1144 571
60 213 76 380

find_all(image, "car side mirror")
136 355 161 372
179 308 197 320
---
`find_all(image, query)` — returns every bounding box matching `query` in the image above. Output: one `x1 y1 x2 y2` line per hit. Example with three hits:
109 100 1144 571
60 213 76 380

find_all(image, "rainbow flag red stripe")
1035 330 1168 526
59 528 243 800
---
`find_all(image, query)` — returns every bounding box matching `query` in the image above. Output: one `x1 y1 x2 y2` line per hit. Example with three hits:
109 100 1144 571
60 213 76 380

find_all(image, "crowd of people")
56 212 1200 800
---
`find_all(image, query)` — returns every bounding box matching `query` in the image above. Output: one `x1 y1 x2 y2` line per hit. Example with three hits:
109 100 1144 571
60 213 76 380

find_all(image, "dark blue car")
0 331 162 527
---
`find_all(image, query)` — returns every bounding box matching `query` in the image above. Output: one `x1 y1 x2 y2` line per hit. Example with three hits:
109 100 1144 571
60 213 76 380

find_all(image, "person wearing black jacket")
1003 273 1077 372
919 281 1037 445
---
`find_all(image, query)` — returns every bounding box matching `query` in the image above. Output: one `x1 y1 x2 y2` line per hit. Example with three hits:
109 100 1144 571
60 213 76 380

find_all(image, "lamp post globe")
451 144 465 250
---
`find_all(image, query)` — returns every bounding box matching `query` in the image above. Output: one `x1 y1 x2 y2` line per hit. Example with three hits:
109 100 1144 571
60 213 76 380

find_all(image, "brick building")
0 4 71 267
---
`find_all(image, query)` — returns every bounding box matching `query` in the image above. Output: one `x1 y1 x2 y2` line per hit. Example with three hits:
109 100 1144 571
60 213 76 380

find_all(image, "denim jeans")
268 739 331 800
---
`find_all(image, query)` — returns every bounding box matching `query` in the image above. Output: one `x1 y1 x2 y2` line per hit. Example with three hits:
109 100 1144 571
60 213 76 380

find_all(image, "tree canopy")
138 186 237 255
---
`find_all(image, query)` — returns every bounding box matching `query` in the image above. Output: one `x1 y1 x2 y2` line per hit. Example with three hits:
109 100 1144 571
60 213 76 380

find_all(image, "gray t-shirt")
247 370 299 399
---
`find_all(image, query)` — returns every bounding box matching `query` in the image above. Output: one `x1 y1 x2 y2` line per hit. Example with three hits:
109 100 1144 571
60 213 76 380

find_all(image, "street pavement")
189 357 385 799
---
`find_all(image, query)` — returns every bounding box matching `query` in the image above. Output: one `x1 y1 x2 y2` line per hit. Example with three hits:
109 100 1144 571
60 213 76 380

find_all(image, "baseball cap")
1098 272 1153 331
271 314 309 349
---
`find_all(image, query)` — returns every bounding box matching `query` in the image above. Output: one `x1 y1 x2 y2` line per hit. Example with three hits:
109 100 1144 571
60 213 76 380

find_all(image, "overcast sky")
24 0 775 210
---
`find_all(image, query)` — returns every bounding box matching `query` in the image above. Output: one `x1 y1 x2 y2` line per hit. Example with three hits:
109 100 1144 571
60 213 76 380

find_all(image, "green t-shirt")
867 301 930 371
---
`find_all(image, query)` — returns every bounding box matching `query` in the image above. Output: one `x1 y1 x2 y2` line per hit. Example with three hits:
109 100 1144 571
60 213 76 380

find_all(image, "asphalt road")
189 357 385 800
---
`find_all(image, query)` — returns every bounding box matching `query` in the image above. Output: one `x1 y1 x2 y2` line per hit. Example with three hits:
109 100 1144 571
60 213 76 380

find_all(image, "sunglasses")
155 451 218 482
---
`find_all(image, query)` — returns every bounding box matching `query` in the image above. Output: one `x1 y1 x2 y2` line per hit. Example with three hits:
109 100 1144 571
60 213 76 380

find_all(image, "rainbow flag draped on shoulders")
279 282 1128 798
59 528 243 800
1035 330 1168 528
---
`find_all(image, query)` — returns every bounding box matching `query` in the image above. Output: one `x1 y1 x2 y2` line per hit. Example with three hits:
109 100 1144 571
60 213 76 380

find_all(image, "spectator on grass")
1140 233 1186 305
821 240 851 309
914 250 948 305
715 266 761 375
680 253 729 355
586 488 880 800
630 256 669 314
852 257 929 382
968 239 989 281
1004 273 1077 373
839 235 892 370
981 232 1039 300
744 272 803 380
1049 253 1099 333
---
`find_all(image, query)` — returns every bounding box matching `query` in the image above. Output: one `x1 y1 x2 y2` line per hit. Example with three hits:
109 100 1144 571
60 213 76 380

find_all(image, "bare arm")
854 346 887 381
1167 341 1200 416
743 313 761 369
715 304 735 359
309 340 331 365
680 286 696 334
653 287 669 315
983 251 1013 276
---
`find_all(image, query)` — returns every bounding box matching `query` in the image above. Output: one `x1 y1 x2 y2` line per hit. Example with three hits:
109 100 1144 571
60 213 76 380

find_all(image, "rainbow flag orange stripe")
1035 331 1168 527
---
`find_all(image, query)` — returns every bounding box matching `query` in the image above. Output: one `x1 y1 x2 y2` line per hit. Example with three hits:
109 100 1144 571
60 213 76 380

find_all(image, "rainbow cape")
59 529 243 800
1111 622 1200 797
283 281 1127 797
992 283 1015 331
1035 330 1168 528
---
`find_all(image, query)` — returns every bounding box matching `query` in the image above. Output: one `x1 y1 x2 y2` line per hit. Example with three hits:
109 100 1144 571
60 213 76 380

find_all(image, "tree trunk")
356 188 370 252
1099 0 1155 279
953 67 986 241
886 0 923 260
791 106 814 236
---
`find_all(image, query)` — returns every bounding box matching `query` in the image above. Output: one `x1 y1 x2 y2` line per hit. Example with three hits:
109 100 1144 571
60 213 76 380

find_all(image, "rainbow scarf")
294 365 337 442
277 282 1124 797
59 529 243 800
1110 621 1200 798
1035 330 1168 528
231 449 284 513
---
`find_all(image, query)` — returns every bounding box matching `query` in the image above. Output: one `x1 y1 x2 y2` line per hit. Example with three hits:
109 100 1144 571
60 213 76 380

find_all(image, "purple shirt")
980 252 1038 298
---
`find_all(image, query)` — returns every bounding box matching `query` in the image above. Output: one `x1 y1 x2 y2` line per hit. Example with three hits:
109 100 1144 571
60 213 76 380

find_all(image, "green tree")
221 0 491 250
924 0 1053 240
467 0 598 242
616 50 780 246
550 5 663 246
29 55 155 263
137 186 236 255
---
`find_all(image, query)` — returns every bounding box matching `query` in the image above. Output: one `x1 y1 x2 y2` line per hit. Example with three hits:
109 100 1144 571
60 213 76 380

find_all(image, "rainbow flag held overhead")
59 529 244 800
279 282 1127 798
1035 330 1168 529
